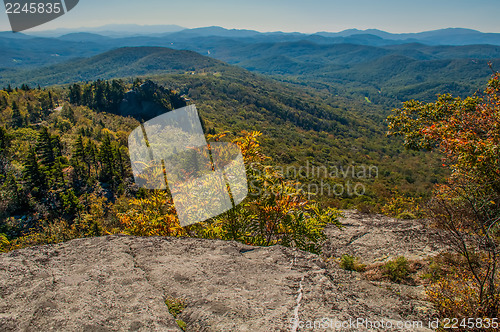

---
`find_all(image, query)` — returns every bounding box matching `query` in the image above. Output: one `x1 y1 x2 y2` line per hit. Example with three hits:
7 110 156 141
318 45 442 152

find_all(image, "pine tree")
68 84 82 105
98 135 115 183
71 135 89 182
73 135 85 161
94 81 106 111
23 146 46 194
48 91 54 109
26 103 38 123
82 85 93 107
37 127 55 168
113 145 126 180
51 159 65 188
40 92 53 114
11 101 23 128
85 140 98 177
0 127 9 154
2 172 25 211
62 105 76 124
60 188 81 217
52 135 63 159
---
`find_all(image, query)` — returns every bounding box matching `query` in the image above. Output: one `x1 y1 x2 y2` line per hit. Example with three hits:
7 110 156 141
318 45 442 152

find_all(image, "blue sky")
1 0 500 33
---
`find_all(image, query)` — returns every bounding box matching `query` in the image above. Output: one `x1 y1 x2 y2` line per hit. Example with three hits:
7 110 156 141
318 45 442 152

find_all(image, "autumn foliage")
116 130 341 254
388 72 500 321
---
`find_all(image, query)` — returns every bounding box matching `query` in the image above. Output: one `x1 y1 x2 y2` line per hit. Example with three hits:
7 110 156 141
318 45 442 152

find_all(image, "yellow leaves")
232 130 266 163
117 190 185 237
0 90 8 102
100 128 116 139
206 131 229 142
0 233 9 252
381 193 422 218
117 129 337 254
118 130 270 240
425 252 500 322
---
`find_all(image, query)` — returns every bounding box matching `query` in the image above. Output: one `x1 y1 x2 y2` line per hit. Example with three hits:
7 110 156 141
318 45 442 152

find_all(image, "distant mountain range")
315 28 500 46
8 25 500 45
26 24 186 37
2 26 500 69
1 26 499 104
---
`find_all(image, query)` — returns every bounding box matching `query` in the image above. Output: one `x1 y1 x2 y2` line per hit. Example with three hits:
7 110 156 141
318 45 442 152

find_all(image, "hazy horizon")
8 24 499 36
1 0 500 34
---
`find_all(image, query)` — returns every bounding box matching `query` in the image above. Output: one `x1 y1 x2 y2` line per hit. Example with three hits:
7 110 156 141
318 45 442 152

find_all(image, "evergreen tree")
26 103 39 123
0 127 10 155
73 135 85 161
94 80 106 111
109 80 126 113
113 145 126 180
11 101 23 128
84 140 98 177
82 85 93 106
68 84 82 105
60 188 81 218
23 146 46 193
48 91 54 109
37 127 55 168
62 105 76 124
52 135 63 159
51 159 65 188
1 172 25 212
98 135 115 183
40 92 53 113
71 135 89 183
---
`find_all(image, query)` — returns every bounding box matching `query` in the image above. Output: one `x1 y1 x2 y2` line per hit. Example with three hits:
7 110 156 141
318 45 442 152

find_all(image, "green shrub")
165 297 185 318
340 254 366 272
383 256 409 282
421 257 445 282
176 319 187 331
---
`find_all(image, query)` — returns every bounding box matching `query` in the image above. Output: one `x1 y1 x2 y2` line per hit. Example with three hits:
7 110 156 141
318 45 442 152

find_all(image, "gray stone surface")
0 212 443 331
323 211 448 263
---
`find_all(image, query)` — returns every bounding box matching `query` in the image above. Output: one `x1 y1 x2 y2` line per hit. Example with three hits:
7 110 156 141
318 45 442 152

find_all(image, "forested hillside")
0 69 445 249
2 28 499 106
0 47 447 202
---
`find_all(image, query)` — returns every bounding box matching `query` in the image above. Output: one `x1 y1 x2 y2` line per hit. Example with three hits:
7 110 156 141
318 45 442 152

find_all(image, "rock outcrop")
0 212 445 331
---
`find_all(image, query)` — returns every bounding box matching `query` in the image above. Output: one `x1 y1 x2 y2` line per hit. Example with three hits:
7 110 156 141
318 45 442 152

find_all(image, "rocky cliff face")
0 212 446 331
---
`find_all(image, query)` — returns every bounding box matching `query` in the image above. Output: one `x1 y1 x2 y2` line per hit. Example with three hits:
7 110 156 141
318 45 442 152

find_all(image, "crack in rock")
291 276 305 332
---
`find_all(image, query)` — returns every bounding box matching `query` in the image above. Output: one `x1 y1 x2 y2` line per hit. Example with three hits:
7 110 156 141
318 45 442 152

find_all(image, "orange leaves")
388 72 500 187
116 190 185 237
426 253 500 322
231 130 267 163
117 130 339 255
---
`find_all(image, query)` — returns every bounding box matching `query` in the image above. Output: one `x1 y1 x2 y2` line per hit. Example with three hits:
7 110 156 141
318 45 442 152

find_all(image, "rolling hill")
1 27 499 105
0 47 229 86
0 46 447 206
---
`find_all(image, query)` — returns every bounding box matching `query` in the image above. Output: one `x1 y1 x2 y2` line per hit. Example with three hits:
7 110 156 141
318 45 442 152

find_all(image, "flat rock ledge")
1 213 440 331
